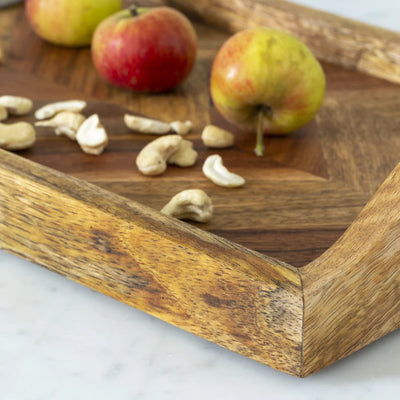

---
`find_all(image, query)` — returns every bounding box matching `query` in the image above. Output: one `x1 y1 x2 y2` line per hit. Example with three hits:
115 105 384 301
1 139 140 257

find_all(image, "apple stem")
129 5 138 16
255 108 265 157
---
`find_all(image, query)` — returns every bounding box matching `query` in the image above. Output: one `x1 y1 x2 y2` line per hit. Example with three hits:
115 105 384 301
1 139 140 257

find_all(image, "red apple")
91 6 197 92
210 28 326 155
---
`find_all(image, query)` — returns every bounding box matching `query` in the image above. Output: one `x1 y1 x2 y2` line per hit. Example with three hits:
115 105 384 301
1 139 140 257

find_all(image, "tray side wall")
168 0 400 84
0 150 304 376
301 162 400 376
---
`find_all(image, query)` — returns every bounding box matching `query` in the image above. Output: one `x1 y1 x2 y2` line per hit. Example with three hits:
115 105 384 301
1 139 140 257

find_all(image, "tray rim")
2 147 400 377
169 0 400 84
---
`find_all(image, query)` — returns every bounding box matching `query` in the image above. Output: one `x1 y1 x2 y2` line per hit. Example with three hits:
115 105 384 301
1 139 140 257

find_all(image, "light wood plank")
0 149 303 376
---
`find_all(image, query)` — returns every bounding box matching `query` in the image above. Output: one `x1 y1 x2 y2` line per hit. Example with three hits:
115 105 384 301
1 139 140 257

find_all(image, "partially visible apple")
25 0 122 47
210 28 326 156
91 6 197 92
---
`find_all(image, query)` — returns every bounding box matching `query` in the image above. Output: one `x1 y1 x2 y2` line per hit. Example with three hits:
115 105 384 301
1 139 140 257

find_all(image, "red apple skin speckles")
210 28 326 135
92 7 197 92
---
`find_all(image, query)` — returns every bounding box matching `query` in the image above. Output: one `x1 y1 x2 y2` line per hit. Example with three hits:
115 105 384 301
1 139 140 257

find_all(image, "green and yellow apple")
91 6 197 92
210 28 326 155
25 0 122 47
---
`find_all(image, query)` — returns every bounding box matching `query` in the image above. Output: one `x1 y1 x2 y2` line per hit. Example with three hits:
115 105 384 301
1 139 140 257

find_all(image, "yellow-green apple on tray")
210 28 326 156
25 0 122 47
91 6 197 92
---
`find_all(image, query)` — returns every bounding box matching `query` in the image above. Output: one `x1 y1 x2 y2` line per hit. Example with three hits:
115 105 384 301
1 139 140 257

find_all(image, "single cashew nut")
0 105 7 121
202 154 245 188
201 125 234 148
124 114 171 134
0 122 36 150
170 120 193 135
76 114 108 155
161 189 213 223
35 100 87 120
136 134 182 176
0 95 33 116
35 111 86 140
167 139 198 167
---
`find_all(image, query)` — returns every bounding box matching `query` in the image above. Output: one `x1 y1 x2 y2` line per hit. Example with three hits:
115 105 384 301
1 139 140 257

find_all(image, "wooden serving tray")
1 1 400 377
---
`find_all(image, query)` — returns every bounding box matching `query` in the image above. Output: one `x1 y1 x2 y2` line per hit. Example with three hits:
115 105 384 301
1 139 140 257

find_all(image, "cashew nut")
76 114 108 155
0 95 33 116
202 154 245 188
136 134 182 176
35 100 87 120
0 106 7 121
124 114 171 134
201 125 234 148
161 189 213 223
35 111 85 140
167 139 198 167
170 120 193 135
0 121 36 150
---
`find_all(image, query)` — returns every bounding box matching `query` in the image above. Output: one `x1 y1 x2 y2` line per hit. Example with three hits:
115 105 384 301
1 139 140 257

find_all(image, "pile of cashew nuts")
125 114 245 223
0 97 107 155
0 95 246 224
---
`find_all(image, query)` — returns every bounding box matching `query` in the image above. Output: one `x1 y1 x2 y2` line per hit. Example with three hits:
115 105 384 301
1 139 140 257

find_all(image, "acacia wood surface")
1 2 400 377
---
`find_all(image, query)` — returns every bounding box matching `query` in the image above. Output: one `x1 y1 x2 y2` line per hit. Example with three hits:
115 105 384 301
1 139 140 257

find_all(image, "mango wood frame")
2 148 400 377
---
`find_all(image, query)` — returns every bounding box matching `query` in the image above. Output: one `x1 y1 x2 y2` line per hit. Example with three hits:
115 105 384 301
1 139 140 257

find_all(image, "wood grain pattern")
302 162 400 376
168 0 400 84
1 2 400 377
0 149 303 376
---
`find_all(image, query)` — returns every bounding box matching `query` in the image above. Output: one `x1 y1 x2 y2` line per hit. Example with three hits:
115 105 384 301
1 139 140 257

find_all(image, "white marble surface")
1 2 400 399
291 0 399 32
